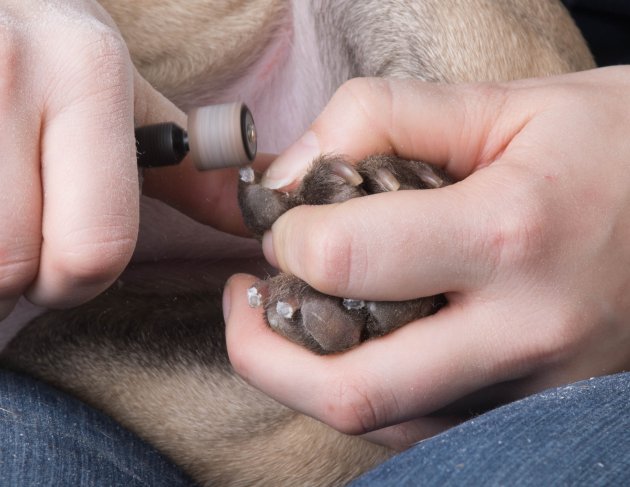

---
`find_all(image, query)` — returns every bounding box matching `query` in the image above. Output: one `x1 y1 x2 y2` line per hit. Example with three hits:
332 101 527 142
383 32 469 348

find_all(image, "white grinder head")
188 102 257 170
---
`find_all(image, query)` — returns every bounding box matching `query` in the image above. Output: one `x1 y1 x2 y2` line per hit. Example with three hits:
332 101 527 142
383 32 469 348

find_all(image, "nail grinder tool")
135 102 257 170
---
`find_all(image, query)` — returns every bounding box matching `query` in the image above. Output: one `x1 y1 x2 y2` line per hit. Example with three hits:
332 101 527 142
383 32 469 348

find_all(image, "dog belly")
170 1 342 155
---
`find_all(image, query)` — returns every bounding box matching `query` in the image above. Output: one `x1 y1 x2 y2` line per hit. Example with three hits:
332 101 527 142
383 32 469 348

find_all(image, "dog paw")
239 155 451 354
247 274 446 354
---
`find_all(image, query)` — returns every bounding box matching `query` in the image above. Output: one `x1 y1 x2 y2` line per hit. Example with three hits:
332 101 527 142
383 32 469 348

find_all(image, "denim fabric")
0 369 196 487
2 368 629 486
352 372 630 486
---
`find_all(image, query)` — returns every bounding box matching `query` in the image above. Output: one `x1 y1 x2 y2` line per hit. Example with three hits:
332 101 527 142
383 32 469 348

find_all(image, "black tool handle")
135 122 189 168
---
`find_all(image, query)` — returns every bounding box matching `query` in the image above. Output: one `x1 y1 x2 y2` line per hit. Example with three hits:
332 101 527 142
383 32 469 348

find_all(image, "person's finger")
360 416 464 451
25 33 139 308
135 72 274 236
132 69 188 129
225 274 527 438
0 69 41 319
264 188 485 299
224 274 463 450
264 158 550 300
260 77 530 190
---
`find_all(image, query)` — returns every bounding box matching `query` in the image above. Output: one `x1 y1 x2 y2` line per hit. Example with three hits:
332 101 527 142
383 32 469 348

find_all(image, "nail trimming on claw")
247 285 263 307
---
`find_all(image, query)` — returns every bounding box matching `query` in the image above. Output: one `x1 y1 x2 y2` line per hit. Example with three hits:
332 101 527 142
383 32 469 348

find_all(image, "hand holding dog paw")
226 68 630 448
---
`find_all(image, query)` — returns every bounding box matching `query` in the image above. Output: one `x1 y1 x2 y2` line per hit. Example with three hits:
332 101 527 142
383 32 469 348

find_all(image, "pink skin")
0 2 336 342
224 70 630 449
0 0 143 342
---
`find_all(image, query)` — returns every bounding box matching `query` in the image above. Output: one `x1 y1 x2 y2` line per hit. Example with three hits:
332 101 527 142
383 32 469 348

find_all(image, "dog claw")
343 298 366 310
276 298 300 319
266 307 291 334
239 166 256 183
238 171 290 237
247 282 269 308
417 164 444 188
375 168 400 192
331 160 363 186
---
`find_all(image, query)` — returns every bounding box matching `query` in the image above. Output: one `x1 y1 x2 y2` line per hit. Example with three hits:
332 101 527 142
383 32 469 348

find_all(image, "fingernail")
222 278 233 323
262 231 279 268
261 131 320 189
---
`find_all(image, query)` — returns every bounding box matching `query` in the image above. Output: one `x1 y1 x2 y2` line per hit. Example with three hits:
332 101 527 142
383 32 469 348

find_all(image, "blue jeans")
0 369 195 486
353 372 630 486
1 369 628 486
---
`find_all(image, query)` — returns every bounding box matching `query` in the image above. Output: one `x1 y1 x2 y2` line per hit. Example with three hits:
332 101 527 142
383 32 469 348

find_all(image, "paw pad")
239 155 451 354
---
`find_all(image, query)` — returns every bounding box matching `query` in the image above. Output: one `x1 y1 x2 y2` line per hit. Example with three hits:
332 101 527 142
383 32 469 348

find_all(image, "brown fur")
1 1 595 485
103 0 593 92
1 269 391 485
99 0 288 105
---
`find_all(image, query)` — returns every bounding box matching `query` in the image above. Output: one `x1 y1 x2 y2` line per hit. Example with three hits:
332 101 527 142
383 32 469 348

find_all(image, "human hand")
225 66 630 449
0 0 252 322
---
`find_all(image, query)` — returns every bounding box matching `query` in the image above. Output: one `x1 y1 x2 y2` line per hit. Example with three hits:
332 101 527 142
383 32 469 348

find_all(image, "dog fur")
1 1 594 485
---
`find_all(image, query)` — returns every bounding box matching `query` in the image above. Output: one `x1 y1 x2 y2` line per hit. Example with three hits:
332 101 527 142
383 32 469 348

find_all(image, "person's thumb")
260 77 527 191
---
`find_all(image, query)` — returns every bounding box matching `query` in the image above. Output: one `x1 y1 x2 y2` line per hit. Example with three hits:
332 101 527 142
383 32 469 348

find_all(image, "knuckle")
321 376 380 435
49 226 136 285
70 20 127 61
477 191 549 280
521 306 588 369
467 82 509 106
494 295 591 377
80 29 131 86
87 28 129 68
49 25 132 106
339 77 391 98
334 78 392 125
549 304 595 356
0 242 40 297
301 216 360 296
336 77 372 100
